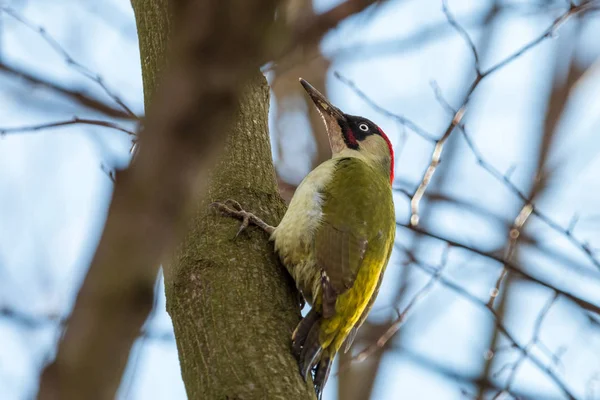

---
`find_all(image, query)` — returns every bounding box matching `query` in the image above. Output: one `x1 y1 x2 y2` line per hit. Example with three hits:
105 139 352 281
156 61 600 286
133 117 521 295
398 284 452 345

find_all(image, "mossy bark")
167 75 314 399
132 1 314 398
131 0 170 109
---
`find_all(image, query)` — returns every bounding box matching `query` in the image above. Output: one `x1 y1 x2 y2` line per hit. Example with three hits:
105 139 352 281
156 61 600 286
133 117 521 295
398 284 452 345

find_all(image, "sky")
1 0 600 399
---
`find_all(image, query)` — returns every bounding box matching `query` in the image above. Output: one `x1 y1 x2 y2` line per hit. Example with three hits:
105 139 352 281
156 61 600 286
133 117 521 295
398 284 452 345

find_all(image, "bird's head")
300 78 394 184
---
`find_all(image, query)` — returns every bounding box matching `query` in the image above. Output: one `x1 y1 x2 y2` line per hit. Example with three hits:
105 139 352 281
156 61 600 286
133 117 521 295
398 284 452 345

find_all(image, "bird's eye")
359 123 369 132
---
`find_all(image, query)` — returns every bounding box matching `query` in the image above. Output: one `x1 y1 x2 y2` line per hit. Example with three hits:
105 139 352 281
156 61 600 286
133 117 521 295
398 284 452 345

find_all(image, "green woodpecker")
213 79 395 398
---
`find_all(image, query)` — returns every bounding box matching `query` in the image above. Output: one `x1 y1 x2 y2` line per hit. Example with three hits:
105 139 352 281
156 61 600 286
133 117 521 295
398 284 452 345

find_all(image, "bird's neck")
333 149 392 184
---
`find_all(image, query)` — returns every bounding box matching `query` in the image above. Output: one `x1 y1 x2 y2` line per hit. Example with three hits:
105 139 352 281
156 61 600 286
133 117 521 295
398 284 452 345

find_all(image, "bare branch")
458 125 600 270
492 293 559 399
400 247 577 400
0 117 136 136
1 304 172 342
289 0 383 49
334 71 437 142
1 7 138 119
488 204 534 308
396 222 600 317
0 306 61 329
351 245 452 363
385 342 552 399
409 93 469 225
336 9 600 272
442 0 481 74
268 0 385 72
409 0 595 226
429 80 456 115
277 3 562 73
483 2 596 77
100 163 117 183
0 62 136 120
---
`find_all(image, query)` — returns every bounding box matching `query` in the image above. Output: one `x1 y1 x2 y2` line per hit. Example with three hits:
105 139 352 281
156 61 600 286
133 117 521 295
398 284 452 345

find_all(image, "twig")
409 92 470 225
406 81 600 269
339 8 600 272
288 0 383 48
401 247 577 400
1 303 173 343
567 214 580 234
458 125 600 270
442 0 481 74
378 342 539 398
272 3 559 74
0 117 136 136
428 84 597 276
409 0 594 226
396 222 600 317
488 204 534 308
1 7 138 119
483 2 597 77
0 61 135 120
430 80 456 115
100 164 117 183
0 306 61 328
268 0 385 72
351 245 452 363
492 293 559 399
334 72 437 142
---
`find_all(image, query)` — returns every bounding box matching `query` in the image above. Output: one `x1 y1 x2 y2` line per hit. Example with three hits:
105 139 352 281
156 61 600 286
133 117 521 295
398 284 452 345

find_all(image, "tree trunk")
133 1 314 399
167 73 314 399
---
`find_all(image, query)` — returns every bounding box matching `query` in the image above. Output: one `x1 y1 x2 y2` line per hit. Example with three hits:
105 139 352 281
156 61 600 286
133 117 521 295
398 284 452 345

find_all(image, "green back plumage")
289 155 395 395
315 157 395 319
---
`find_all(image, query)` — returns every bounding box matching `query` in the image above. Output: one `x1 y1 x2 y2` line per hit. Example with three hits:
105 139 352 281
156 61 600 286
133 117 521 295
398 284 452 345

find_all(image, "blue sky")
1 0 600 399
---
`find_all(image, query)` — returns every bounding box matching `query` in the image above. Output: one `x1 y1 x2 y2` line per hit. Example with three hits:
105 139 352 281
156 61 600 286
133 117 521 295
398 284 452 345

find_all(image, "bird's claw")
224 199 244 211
211 200 252 238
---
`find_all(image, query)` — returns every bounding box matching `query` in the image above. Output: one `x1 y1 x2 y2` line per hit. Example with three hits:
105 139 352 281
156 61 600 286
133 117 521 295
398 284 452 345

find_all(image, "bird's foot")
211 199 275 237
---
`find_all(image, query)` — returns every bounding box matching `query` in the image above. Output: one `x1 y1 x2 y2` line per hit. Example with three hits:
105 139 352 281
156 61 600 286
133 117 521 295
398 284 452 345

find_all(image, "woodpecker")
213 79 395 399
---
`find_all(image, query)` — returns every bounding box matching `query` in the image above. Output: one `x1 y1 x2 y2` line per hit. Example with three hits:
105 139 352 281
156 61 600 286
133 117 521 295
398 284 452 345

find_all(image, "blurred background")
1 0 600 399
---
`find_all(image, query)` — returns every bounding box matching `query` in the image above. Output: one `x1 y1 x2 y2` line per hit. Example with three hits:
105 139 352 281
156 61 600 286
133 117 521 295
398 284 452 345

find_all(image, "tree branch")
1 7 138 119
0 62 136 120
409 0 596 227
348 245 451 364
397 246 577 400
268 0 386 72
0 117 136 136
395 222 600 317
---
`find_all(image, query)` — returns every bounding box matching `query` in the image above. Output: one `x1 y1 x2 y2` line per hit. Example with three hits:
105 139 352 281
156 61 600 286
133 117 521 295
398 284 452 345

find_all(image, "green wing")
314 157 394 317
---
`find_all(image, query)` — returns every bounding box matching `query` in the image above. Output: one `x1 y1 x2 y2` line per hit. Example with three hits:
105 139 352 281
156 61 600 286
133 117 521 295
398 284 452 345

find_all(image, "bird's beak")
300 78 347 153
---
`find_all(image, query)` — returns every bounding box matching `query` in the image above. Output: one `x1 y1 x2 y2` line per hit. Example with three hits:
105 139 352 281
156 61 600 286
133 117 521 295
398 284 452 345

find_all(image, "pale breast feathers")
272 161 336 252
